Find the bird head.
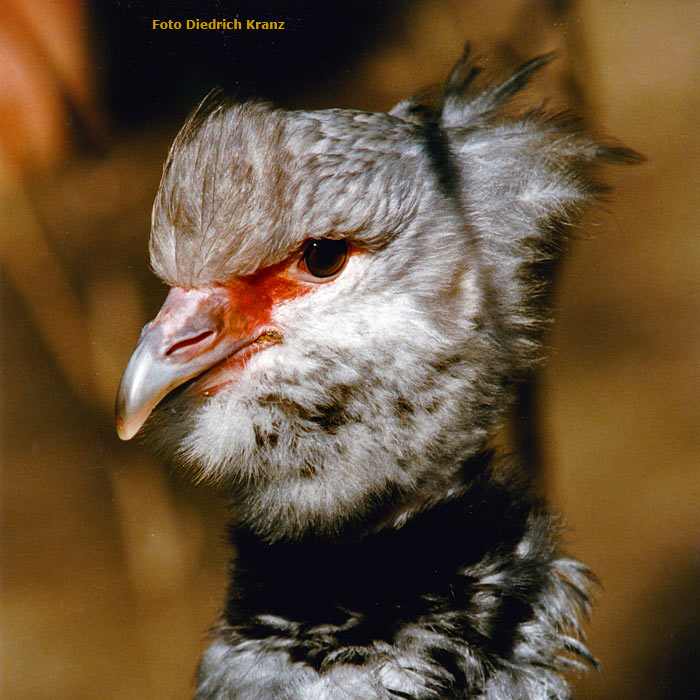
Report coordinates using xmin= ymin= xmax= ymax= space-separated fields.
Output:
xmin=116 ymin=52 xmax=635 ymax=541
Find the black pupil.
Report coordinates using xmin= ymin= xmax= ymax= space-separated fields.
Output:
xmin=304 ymin=239 xmax=348 ymax=278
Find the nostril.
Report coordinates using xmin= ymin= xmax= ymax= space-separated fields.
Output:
xmin=166 ymin=330 xmax=215 ymax=356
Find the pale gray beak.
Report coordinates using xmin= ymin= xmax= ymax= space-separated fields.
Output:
xmin=115 ymin=285 xmax=250 ymax=440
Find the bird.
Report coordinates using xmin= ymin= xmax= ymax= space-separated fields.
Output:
xmin=115 ymin=46 xmax=638 ymax=700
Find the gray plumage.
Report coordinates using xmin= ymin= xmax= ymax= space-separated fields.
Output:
xmin=117 ymin=47 xmax=637 ymax=699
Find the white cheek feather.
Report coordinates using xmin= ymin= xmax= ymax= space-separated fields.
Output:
xmin=179 ymin=391 xmax=259 ymax=482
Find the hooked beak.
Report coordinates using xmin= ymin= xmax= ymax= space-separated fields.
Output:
xmin=115 ymin=285 xmax=258 ymax=441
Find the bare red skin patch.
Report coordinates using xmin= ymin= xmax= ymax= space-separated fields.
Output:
xmin=186 ymin=244 xmax=358 ymax=396
xmin=116 ymin=247 xmax=356 ymax=439
xmin=188 ymin=258 xmax=314 ymax=395
xmin=221 ymin=257 xmax=314 ymax=332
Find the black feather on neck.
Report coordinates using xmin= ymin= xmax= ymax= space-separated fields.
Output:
xmin=195 ymin=452 xmax=595 ymax=699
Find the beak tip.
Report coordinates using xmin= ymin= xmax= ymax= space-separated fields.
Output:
xmin=114 ymin=342 xmax=159 ymax=442
xmin=115 ymin=387 xmax=147 ymax=441
xmin=116 ymin=421 xmax=135 ymax=441
xmin=115 ymin=409 xmax=138 ymax=441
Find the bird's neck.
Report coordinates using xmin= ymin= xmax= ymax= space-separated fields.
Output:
xmin=223 ymin=451 xmax=535 ymax=624
xmin=201 ymin=452 xmax=594 ymax=699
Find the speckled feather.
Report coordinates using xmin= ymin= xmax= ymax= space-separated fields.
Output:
xmin=143 ymin=47 xmax=636 ymax=699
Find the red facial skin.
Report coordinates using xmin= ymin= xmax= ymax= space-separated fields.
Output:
xmin=224 ymin=257 xmax=315 ymax=335
xmin=115 ymin=242 xmax=356 ymax=440
xmin=190 ymin=258 xmax=316 ymax=395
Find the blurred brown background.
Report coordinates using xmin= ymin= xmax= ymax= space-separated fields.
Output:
xmin=1 ymin=1 xmax=698 ymax=698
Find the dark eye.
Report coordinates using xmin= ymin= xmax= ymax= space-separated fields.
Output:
xmin=302 ymin=239 xmax=348 ymax=278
